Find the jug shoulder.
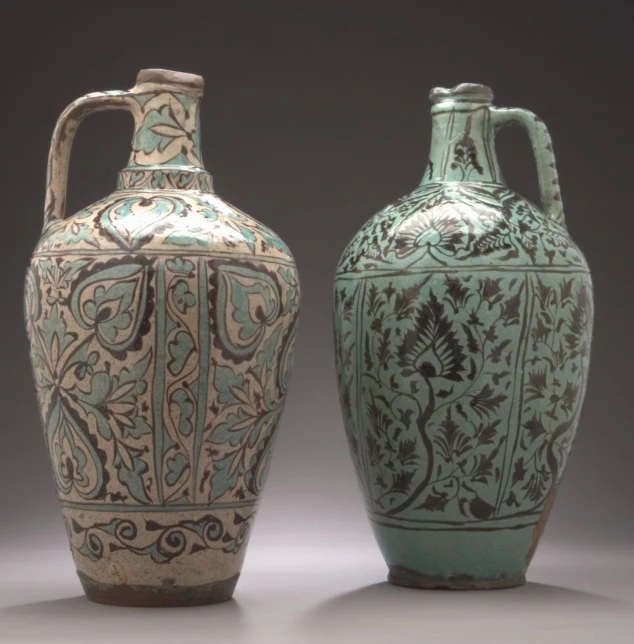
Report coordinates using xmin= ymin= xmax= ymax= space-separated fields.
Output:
xmin=336 ymin=182 xmax=588 ymax=277
xmin=33 ymin=190 xmax=295 ymax=266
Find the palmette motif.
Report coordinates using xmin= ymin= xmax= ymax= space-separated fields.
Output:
xmin=334 ymin=84 xmax=592 ymax=589
xmin=335 ymin=183 xmax=591 ymax=526
xmin=25 ymin=70 xmax=299 ymax=606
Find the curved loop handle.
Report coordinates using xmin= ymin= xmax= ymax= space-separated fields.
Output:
xmin=491 ymin=107 xmax=565 ymax=227
xmin=44 ymin=90 xmax=136 ymax=230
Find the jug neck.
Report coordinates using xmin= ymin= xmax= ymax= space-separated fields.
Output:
xmin=117 ymin=69 xmax=213 ymax=192
xmin=421 ymin=84 xmax=502 ymax=186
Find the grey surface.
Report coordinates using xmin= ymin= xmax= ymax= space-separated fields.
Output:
xmin=1 ymin=2 xmax=633 ymax=642
xmin=1 ymin=533 xmax=632 ymax=643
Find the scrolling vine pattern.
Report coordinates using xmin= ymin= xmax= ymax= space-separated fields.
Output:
xmin=64 ymin=510 xmax=253 ymax=564
xmin=37 ymin=193 xmax=292 ymax=258
xmin=337 ymin=182 xmax=586 ymax=274
xmin=26 ymin=230 xmax=298 ymax=561
xmin=334 ymin=182 xmax=592 ymax=528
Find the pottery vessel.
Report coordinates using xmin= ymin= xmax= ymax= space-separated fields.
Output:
xmin=24 ymin=69 xmax=299 ymax=606
xmin=334 ymin=83 xmax=592 ymax=589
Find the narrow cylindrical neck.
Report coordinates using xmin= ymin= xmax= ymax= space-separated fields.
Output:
xmin=127 ymin=86 xmax=204 ymax=169
xmin=421 ymin=102 xmax=502 ymax=185
xmin=118 ymin=79 xmax=212 ymax=192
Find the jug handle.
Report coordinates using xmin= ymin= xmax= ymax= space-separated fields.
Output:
xmin=43 ymin=90 xmax=136 ymax=230
xmin=491 ymin=107 xmax=565 ymax=227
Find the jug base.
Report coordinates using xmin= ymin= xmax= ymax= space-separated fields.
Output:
xmin=388 ymin=565 xmax=525 ymax=591
xmin=77 ymin=571 xmax=239 ymax=607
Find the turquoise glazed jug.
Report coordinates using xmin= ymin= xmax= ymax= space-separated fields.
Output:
xmin=24 ymin=70 xmax=299 ymax=606
xmin=333 ymin=83 xmax=592 ymax=589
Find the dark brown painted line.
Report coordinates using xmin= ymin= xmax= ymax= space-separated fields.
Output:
xmin=336 ymin=266 xmax=590 ymax=278
xmin=368 ymin=508 xmax=541 ymax=525
xmin=59 ymin=500 xmax=258 ymax=512
xmin=33 ymin=249 xmax=295 ymax=266
xmin=498 ymin=275 xmax=536 ymax=506
xmin=370 ymin=519 xmax=538 ymax=533
xmin=495 ymin=273 xmax=533 ymax=514
xmin=355 ymin=279 xmax=374 ymax=509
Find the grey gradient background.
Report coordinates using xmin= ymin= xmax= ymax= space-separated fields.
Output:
xmin=0 ymin=1 xmax=632 ymax=642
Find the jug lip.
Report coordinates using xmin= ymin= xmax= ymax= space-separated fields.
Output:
xmin=430 ymin=83 xmax=493 ymax=104
xmin=136 ymin=68 xmax=204 ymax=93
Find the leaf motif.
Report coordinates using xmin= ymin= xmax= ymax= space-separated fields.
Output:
xmin=397 ymin=439 xmax=418 ymax=465
xmin=525 ymin=369 xmax=548 ymax=402
xmin=468 ymin=494 xmax=496 ymax=520
xmin=377 ymin=328 xmax=393 ymax=365
xmin=559 ymin=279 xmax=573 ymax=303
xmin=364 ymin=335 xmax=373 ymax=372
xmin=522 ymin=413 xmax=547 ymax=442
xmin=462 ymin=322 xmax=479 ymax=354
xmin=214 ymin=365 xmax=246 ymax=405
xmin=499 ymin=284 xmax=524 ymax=326
xmin=391 ymin=470 xmax=415 ymax=494
xmin=393 ymin=283 xmax=422 ymax=319
xmin=512 ymin=457 xmax=527 ymax=486
xmin=208 ymin=452 xmax=242 ymax=501
xmin=150 ymin=124 xmax=187 ymax=139
xmin=489 ymin=339 xmax=511 ymax=364
xmin=166 ymin=453 xmax=189 ymax=486
xmin=398 ymin=291 xmax=465 ymax=382
xmin=115 ymin=449 xmax=150 ymax=503
xmin=444 ymin=276 xmax=471 ymax=311
xmin=208 ymin=409 xmax=255 ymax=447
xmin=126 ymin=417 xmax=152 ymax=439
xmin=419 ymin=491 xmax=449 ymax=511
xmin=169 ymin=389 xmax=195 ymax=436
xmin=469 ymin=384 xmax=507 ymax=417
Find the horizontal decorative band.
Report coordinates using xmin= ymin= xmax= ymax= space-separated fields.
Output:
xmin=117 ymin=168 xmax=213 ymax=192
xmin=336 ymin=265 xmax=590 ymax=278
xmin=32 ymin=248 xmax=297 ymax=266
xmin=59 ymin=500 xmax=258 ymax=513
xmin=370 ymin=517 xmax=539 ymax=533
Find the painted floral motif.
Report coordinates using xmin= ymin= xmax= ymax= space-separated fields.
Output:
xmin=117 ymin=168 xmax=213 ymax=192
xmin=130 ymin=92 xmax=202 ymax=167
xmin=26 ymin=245 xmax=299 ymax=563
xmin=334 ymin=269 xmax=592 ymax=527
xmin=36 ymin=193 xmax=292 ymax=259
xmin=337 ymin=183 xmax=586 ymax=274
xmin=65 ymin=509 xmax=253 ymax=564
xmin=31 ymin=70 xmax=300 ymax=602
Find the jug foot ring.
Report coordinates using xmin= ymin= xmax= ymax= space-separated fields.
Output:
xmin=77 ymin=571 xmax=240 ymax=607
xmin=388 ymin=565 xmax=525 ymax=591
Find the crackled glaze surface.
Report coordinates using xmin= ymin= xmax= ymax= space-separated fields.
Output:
xmin=334 ymin=84 xmax=592 ymax=589
xmin=25 ymin=69 xmax=299 ymax=605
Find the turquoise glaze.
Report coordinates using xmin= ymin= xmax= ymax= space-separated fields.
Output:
xmin=333 ymin=83 xmax=592 ymax=589
xmin=25 ymin=69 xmax=299 ymax=606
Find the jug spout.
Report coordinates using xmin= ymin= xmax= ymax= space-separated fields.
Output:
xmin=135 ymin=68 xmax=204 ymax=94
xmin=44 ymin=68 xmax=212 ymax=228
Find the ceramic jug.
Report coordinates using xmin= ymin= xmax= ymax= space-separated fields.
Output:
xmin=24 ymin=69 xmax=300 ymax=606
xmin=334 ymin=83 xmax=592 ymax=589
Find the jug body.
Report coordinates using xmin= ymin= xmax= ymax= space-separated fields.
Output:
xmin=333 ymin=84 xmax=592 ymax=589
xmin=24 ymin=70 xmax=299 ymax=606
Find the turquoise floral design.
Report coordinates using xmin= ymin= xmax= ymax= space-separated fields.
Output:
xmin=26 ymin=251 xmax=299 ymax=549
xmin=69 ymin=510 xmax=253 ymax=564
xmin=333 ymin=83 xmax=592 ymax=589
xmin=27 ymin=70 xmax=300 ymax=603
xmin=171 ymin=280 xmax=195 ymax=312
xmin=132 ymin=100 xmax=202 ymax=167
